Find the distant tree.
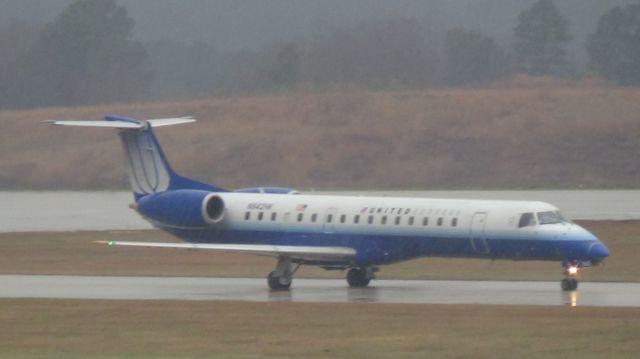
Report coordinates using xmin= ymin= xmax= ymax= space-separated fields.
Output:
xmin=303 ymin=18 xmax=438 ymax=88
xmin=586 ymin=4 xmax=640 ymax=86
xmin=30 ymin=0 xmax=151 ymax=106
xmin=268 ymin=43 xmax=301 ymax=89
xmin=513 ymin=0 xmax=571 ymax=76
xmin=0 ymin=21 xmax=40 ymax=109
xmin=444 ymin=28 xmax=509 ymax=85
xmin=145 ymin=40 xmax=220 ymax=98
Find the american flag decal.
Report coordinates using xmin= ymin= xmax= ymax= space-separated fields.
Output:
xmin=295 ymin=204 xmax=308 ymax=212
xmin=361 ymin=207 xmax=368 ymax=213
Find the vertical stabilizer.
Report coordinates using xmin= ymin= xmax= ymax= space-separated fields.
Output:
xmin=118 ymin=123 xmax=172 ymax=195
xmin=49 ymin=115 xmax=225 ymax=197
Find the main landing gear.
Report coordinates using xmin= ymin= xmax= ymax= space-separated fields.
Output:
xmin=561 ymin=262 xmax=579 ymax=291
xmin=266 ymin=258 xmax=378 ymax=290
xmin=346 ymin=267 xmax=377 ymax=288
xmin=267 ymin=257 xmax=300 ymax=290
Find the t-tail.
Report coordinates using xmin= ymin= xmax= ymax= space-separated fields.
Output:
xmin=50 ymin=115 xmax=226 ymax=199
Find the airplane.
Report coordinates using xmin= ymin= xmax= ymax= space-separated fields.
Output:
xmin=49 ymin=115 xmax=610 ymax=291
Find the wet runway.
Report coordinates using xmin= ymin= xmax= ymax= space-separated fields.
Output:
xmin=2 ymin=275 xmax=638 ymax=307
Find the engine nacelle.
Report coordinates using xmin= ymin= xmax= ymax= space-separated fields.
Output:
xmin=136 ymin=190 xmax=226 ymax=228
xmin=202 ymin=193 xmax=225 ymax=224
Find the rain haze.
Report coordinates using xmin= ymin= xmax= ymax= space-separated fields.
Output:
xmin=0 ymin=0 xmax=637 ymax=104
xmin=2 ymin=2 xmax=640 ymax=358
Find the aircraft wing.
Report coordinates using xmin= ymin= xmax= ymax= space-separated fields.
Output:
xmin=96 ymin=241 xmax=356 ymax=261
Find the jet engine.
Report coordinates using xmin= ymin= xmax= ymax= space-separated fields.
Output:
xmin=202 ymin=193 xmax=226 ymax=224
xmin=136 ymin=190 xmax=226 ymax=228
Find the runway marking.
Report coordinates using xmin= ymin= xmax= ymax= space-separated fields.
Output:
xmin=1 ymin=275 xmax=638 ymax=307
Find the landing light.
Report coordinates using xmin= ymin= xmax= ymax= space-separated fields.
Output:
xmin=568 ymin=266 xmax=578 ymax=275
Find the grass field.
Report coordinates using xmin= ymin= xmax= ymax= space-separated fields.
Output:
xmin=0 ymin=299 xmax=638 ymax=358
xmin=3 ymin=81 xmax=640 ymax=190
xmin=0 ymin=220 xmax=637 ymax=282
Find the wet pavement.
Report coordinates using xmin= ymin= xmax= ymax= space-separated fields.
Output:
xmin=1 ymin=275 xmax=638 ymax=307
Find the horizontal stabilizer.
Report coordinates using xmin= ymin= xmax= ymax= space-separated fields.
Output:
xmin=96 ymin=240 xmax=357 ymax=261
xmin=47 ymin=116 xmax=195 ymax=129
xmin=147 ymin=117 xmax=196 ymax=127
xmin=46 ymin=120 xmax=143 ymax=129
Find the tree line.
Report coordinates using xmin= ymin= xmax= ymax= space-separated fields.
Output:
xmin=1 ymin=0 xmax=639 ymax=110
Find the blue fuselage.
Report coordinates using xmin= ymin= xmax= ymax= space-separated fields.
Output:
xmin=162 ymin=224 xmax=607 ymax=267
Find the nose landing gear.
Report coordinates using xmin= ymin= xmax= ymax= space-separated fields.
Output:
xmin=561 ymin=262 xmax=579 ymax=291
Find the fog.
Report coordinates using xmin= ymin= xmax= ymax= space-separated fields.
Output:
xmin=0 ymin=0 xmax=637 ymax=108
xmin=3 ymin=1 xmax=632 ymax=51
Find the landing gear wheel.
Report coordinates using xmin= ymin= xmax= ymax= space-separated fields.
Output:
xmin=347 ymin=268 xmax=370 ymax=288
xmin=268 ymin=271 xmax=291 ymax=290
xmin=561 ymin=278 xmax=578 ymax=291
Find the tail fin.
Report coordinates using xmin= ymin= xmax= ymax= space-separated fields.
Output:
xmin=50 ymin=115 xmax=225 ymax=197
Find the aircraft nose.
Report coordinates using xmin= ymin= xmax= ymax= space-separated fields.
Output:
xmin=588 ymin=241 xmax=609 ymax=260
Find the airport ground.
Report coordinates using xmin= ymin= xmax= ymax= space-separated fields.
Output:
xmin=0 ymin=220 xmax=639 ymax=358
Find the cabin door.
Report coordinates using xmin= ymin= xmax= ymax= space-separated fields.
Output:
xmin=323 ymin=208 xmax=338 ymax=233
xmin=470 ymin=212 xmax=490 ymax=254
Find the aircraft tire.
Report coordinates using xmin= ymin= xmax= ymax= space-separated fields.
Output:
xmin=268 ymin=271 xmax=291 ymax=290
xmin=347 ymin=268 xmax=370 ymax=288
xmin=561 ymin=278 xmax=578 ymax=291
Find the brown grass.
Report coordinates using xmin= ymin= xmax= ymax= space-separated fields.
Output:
xmin=0 ymin=221 xmax=636 ymax=282
xmin=0 ymin=299 xmax=638 ymax=358
xmin=2 ymin=83 xmax=640 ymax=190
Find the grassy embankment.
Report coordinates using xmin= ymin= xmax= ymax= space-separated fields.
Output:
xmin=2 ymin=80 xmax=640 ymax=190
xmin=0 ymin=299 xmax=638 ymax=358
xmin=0 ymin=220 xmax=637 ymax=282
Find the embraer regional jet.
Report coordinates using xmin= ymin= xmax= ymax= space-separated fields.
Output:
xmin=50 ymin=115 xmax=609 ymax=291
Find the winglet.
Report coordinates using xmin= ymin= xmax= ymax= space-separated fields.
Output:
xmin=94 ymin=240 xmax=116 ymax=246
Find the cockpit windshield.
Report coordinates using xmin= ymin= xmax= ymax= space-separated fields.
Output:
xmin=518 ymin=213 xmax=536 ymax=228
xmin=537 ymin=211 xmax=567 ymax=225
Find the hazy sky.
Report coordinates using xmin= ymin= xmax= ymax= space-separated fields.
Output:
xmin=0 ymin=0 xmax=636 ymax=69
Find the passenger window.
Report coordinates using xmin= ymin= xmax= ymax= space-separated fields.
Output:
xmin=245 ymin=212 xmax=251 ymax=220
xmin=311 ymin=213 xmax=317 ymax=222
xmin=368 ymin=215 xmax=374 ymax=224
xmin=354 ymin=215 xmax=360 ymax=224
xmin=408 ymin=217 xmax=414 ymax=225
xmin=326 ymin=214 xmax=333 ymax=223
xmin=518 ymin=213 xmax=535 ymax=228
xmin=258 ymin=212 xmax=264 ymax=221
xmin=437 ymin=218 xmax=443 ymax=226
xmin=422 ymin=217 xmax=429 ymax=226
xmin=340 ymin=214 xmax=346 ymax=224
xmin=297 ymin=213 xmax=303 ymax=222
xmin=271 ymin=212 xmax=277 ymax=221
xmin=395 ymin=216 xmax=401 ymax=225
xmin=451 ymin=218 xmax=458 ymax=227
xmin=381 ymin=216 xmax=387 ymax=225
